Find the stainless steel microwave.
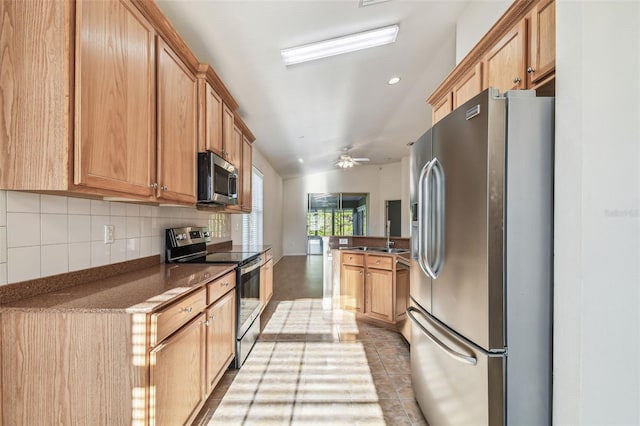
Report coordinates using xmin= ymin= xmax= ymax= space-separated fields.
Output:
xmin=197 ymin=151 xmax=238 ymax=205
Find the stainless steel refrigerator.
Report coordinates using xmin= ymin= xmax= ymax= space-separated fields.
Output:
xmin=408 ymin=88 xmax=554 ymax=425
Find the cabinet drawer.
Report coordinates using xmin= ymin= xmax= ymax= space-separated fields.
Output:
xmin=263 ymin=249 xmax=273 ymax=263
xmin=366 ymin=255 xmax=393 ymax=270
xmin=152 ymin=288 xmax=206 ymax=346
xmin=342 ymin=252 xmax=364 ymax=266
xmin=207 ymin=271 xmax=236 ymax=305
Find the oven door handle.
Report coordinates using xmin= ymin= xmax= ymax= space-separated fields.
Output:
xmin=240 ymin=257 xmax=263 ymax=274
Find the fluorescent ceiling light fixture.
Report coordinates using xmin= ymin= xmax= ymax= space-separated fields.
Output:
xmin=281 ymin=24 xmax=399 ymax=66
xmin=298 ymin=158 xmax=304 ymax=163
xmin=388 ymin=76 xmax=401 ymax=85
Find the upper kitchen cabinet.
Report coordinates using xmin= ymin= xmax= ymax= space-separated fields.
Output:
xmin=75 ymin=0 xmax=156 ymax=197
xmin=528 ymin=0 xmax=556 ymax=87
xmin=156 ymin=38 xmax=198 ymax=204
xmin=197 ymin=64 xmax=240 ymax=159
xmin=241 ymin=135 xmax=253 ymax=212
xmin=427 ymin=0 xmax=555 ymax=121
xmin=482 ymin=19 xmax=527 ymax=93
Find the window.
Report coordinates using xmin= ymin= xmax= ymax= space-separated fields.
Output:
xmin=242 ymin=167 xmax=263 ymax=247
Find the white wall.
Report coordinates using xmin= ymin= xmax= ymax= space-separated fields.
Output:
xmin=0 ymin=191 xmax=231 ymax=286
xmin=282 ymin=161 xmax=409 ymax=255
xmin=554 ymin=1 xmax=640 ymax=423
xmin=231 ymin=147 xmax=284 ymax=263
xmin=455 ymin=0 xmax=511 ymax=64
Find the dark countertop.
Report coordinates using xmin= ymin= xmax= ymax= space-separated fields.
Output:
xmin=0 ymin=263 xmax=236 ymax=314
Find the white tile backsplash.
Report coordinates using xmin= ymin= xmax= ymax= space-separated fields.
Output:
xmin=8 ymin=246 xmax=41 ymax=282
xmin=90 ymin=200 xmax=110 ymax=215
xmin=0 ymin=191 xmax=7 ymax=226
xmin=0 ymin=192 xmax=231 ymax=285
xmin=110 ymin=202 xmax=127 ymax=217
xmin=0 ymin=263 xmax=6 ymax=285
xmin=68 ymin=197 xmax=91 ymax=215
xmin=69 ymin=215 xmax=91 ymax=243
xmin=69 ymin=242 xmax=91 ymax=272
xmin=7 ymin=213 xmax=41 ymax=247
xmin=0 ymin=227 xmax=6 ymax=263
xmin=91 ymin=216 xmax=110 ymax=241
xmin=41 ymin=195 xmax=68 ymax=214
xmin=91 ymin=241 xmax=110 ymax=267
xmin=41 ymin=244 xmax=69 ymax=276
xmin=6 ymin=191 xmax=40 ymax=213
xmin=41 ymin=214 xmax=68 ymax=245
xmin=110 ymin=239 xmax=126 ymax=263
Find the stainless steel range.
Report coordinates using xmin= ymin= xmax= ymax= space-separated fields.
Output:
xmin=165 ymin=227 xmax=262 ymax=368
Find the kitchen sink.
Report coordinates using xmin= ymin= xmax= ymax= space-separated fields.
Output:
xmin=344 ymin=246 xmax=409 ymax=254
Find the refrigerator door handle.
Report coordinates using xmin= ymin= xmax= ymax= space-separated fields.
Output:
xmin=431 ymin=158 xmax=445 ymax=276
xmin=418 ymin=160 xmax=437 ymax=278
xmin=407 ymin=306 xmax=477 ymax=366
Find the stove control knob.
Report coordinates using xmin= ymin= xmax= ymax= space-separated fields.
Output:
xmin=176 ymin=233 xmax=185 ymax=241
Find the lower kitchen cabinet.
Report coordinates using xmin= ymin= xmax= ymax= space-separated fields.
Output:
xmin=260 ymin=250 xmax=274 ymax=312
xmin=0 ymin=268 xmax=237 ymax=425
xmin=205 ymin=290 xmax=236 ymax=394
xmin=151 ymin=313 xmax=206 ymax=425
xmin=340 ymin=251 xmax=409 ymax=324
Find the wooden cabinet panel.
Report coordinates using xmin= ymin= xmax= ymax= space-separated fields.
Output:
xmin=366 ymin=268 xmax=394 ymax=322
xmin=151 ymin=288 xmax=206 ymax=346
xmin=483 ymin=19 xmax=527 ymax=93
xmin=241 ymin=136 xmax=253 ymax=212
xmin=207 ymin=271 xmax=236 ymax=305
xmin=150 ymin=314 xmax=205 ymax=426
xmin=156 ymin=38 xmax=197 ymax=204
xmin=529 ymin=0 xmax=555 ymax=86
xmin=342 ymin=252 xmax=364 ymax=267
xmin=229 ymin=124 xmax=242 ymax=170
xmin=222 ymin=103 xmax=235 ymax=163
xmin=199 ymin=80 xmax=224 ymax=155
xmin=341 ymin=264 xmax=364 ymax=313
xmin=366 ymin=255 xmax=393 ymax=271
xmin=0 ymin=0 xmax=71 ymax=190
xmin=432 ymin=92 xmax=452 ymax=125
xmin=395 ymin=267 xmax=409 ymax=322
xmin=205 ymin=290 xmax=235 ymax=394
xmin=260 ymin=258 xmax=274 ymax=310
xmin=75 ymin=0 xmax=156 ymax=197
xmin=453 ymin=63 xmax=483 ymax=109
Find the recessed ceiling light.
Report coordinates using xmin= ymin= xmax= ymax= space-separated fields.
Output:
xmin=298 ymin=158 xmax=304 ymax=163
xmin=281 ymin=24 xmax=399 ymax=66
xmin=388 ymin=76 xmax=401 ymax=85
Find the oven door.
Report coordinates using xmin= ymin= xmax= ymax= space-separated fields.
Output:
xmin=237 ymin=256 xmax=262 ymax=338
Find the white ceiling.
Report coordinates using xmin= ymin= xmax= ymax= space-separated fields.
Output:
xmin=156 ymin=0 xmax=470 ymax=179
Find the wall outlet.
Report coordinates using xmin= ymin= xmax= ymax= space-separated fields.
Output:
xmin=104 ymin=225 xmax=114 ymax=244
xmin=339 ymin=238 xmax=348 ymax=245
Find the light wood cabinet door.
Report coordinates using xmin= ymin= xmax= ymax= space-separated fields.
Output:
xmin=74 ymin=0 xmax=156 ymax=197
xmin=241 ymin=136 xmax=253 ymax=212
xmin=395 ymin=267 xmax=409 ymax=322
xmin=483 ymin=19 xmax=527 ymax=93
xmin=365 ymin=268 xmax=394 ymax=322
xmin=200 ymin=80 xmax=224 ymax=155
xmin=432 ymin=92 xmax=453 ymax=124
xmin=205 ymin=290 xmax=235 ymax=394
xmin=156 ymin=38 xmax=197 ymax=204
xmin=222 ymin=103 xmax=235 ymax=162
xmin=260 ymin=258 xmax=274 ymax=309
xmin=453 ymin=63 xmax=483 ymax=109
xmin=229 ymin=125 xmax=242 ymax=170
xmin=341 ymin=264 xmax=364 ymax=313
xmin=528 ymin=0 xmax=555 ymax=86
xmin=150 ymin=314 xmax=205 ymax=426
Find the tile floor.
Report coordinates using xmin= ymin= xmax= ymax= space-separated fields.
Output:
xmin=193 ymin=256 xmax=427 ymax=425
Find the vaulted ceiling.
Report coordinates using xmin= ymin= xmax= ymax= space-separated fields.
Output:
xmin=157 ymin=0 xmax=470 ymax=178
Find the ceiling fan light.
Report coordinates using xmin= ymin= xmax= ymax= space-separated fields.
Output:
xmin=281 ymin=24 xmax=399 ymax=66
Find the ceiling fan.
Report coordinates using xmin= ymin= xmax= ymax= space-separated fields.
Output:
xmin=335 ymin=149 xmax=370 ymax=169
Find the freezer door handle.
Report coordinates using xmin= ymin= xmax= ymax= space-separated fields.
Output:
xmin=407 ymin=306 xmax=477 ymax=366
xmin=431 ymin=158 xmax=446 ymax=276
xmin=418 ymin=160 xmax=437 ymax=278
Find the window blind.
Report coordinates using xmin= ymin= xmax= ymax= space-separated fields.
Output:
xmin=242 ymin=167 xmax=263 ymax=247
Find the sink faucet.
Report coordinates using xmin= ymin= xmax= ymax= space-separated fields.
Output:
xmin=386 ymin=220 xmax=395 ymax=249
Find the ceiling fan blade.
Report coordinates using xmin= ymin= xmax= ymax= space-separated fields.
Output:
xmin=352 ymin=157 xmax=369 ymax=162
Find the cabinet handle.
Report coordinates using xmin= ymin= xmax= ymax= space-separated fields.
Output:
xmin=376 ymin=260 xmax=380 ymax=265
xmin=204 ymin=272 xmax=211 ymax=279
xmin=513 ymin=77 xmax=521 ymax=84
xmin=180 ymin=306 xmax=193 ymax=313
xmin=359 ymin=271 xmax=363 ymax=275
xmin=204 ymin=320 xmax=210 ymax=326
xmin=367 ymin=272 xmax=371 ymax=277
xmin=150 ymin=182 xmax=158 ymax=189
xmin=209 ymin=314 xmax=215 ymax=321
xmin=527 ymin=67 xmax=535 ymax=74
xmin=220 ymin=281 xmax=229 ymax=287
xmin=161 ymin=185 xmax=168 ymax=191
